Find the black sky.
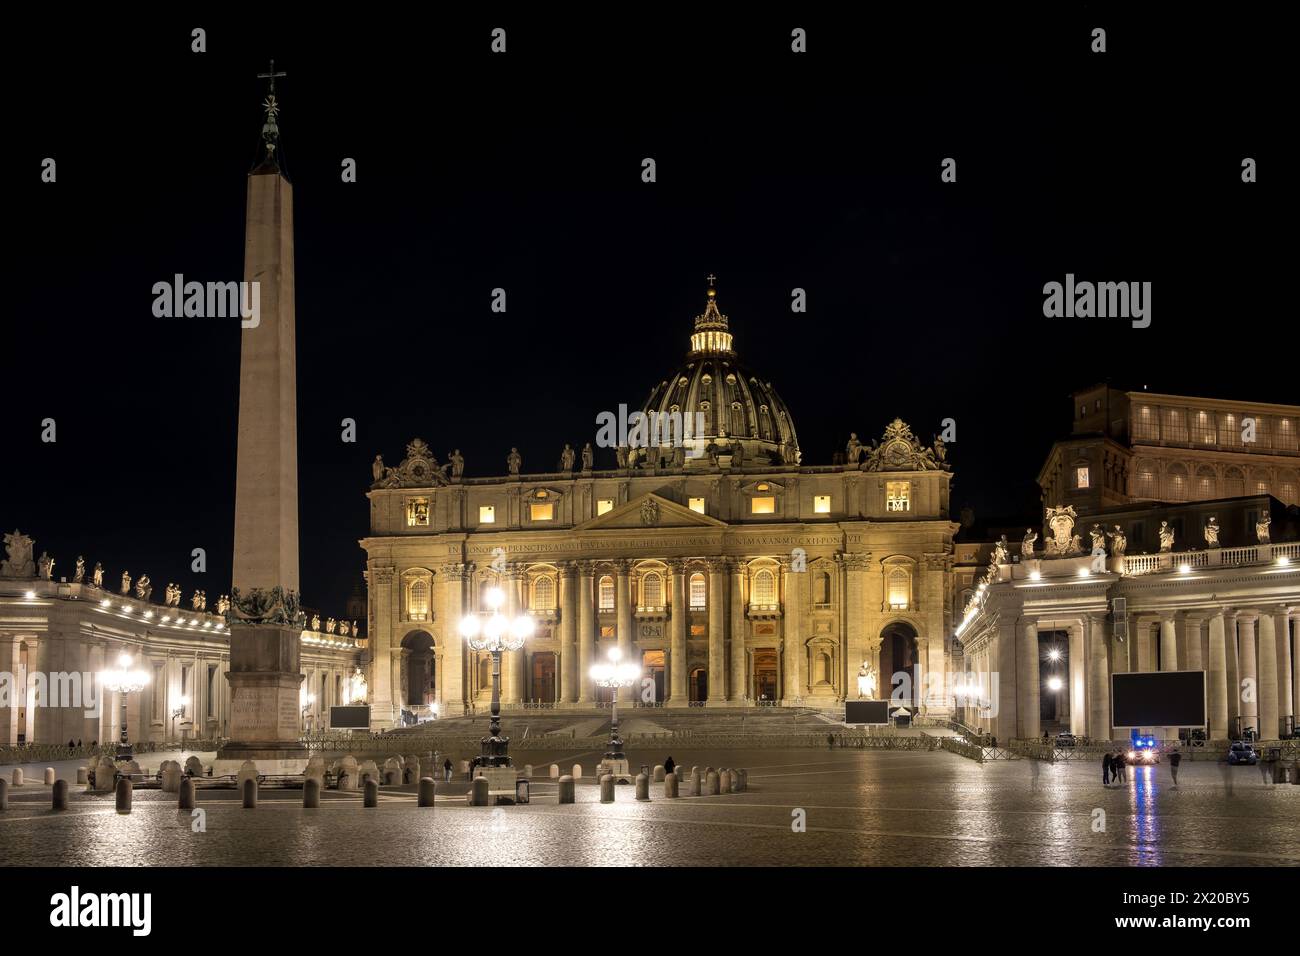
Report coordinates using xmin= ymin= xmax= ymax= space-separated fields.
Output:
xmin=3 ymin=8 xmax=1287 ymax=619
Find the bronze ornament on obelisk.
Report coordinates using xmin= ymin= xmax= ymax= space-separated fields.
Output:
xmin=215 ymin=62 xmax=308 ymax=774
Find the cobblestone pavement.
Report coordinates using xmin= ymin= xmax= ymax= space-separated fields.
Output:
xmin=1 ymin=748 xmax=1296 ymax=866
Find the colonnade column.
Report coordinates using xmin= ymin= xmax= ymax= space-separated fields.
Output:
xmin=615 ymin=561 xmax=633 ymax=704
xmin=1224 ymin=613 xmax=1240 ymax=734
xmin=669 ymin=561 xmax=687 ymax=706
xmin=707 ymin=559 xmax=727 ymax=704
xmin=1182 ymin=615 xmax=1204 ymax=671
xmin=1257 ymin=610 xmax=1278 ymax=740
xmin=781 ymin=559 xmax=803 ymax=704
xmin=1270 ymin=606 xmax=1293 ymax=734
xmin=558 ymin=563 xmax=578 ymax=704
xmin=1237 ymin=612 xmax=1259 ymax=737
xmin=1207 ymin=611 xmax=1229 ymax=740
xmin=1067 ymin=621 xmax=1087 ymax=736
xmin=439 ymin=564 xmax=466 ymax=717
xmin=729 ymin=560 xmax=746 ymax=702
xmin=1086 ymin=613 xmax=1111 ymax=742
xmin=1159 ymin=613 xmax=1178 ymax=738
xmin=577 ymin=563 xmax=595 ymax=705
xmin=995 ymin=621 xmax=1018 ymax=743
xmin=1017 ymin=619 xmax=1040 ymax=740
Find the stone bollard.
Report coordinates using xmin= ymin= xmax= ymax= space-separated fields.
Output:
xmin=44 ymin=767 xmax=56 ymax=785
xmin=76 ymin=767 xmax=88 ymax=785
xmin=664 ymin=772 xmax=678 ymax=798
xmin=470 ymin=776 xmax=489 ymax=807
xmin=236 ymin=760 xmax=259 ymax=795
xmin=572 ymin=763 xmax=583 ymax=780
xmin=635 ymin=773 xmax=650 ymax=801
xmin=0 ymin=778 xmax=8 ymax=811
xmin=12 ymin=768 xmax=23 ymax=786
xmin=52 ymin=779 xmax=69 ymax=811
xmin=418 ymin=777 xmax=436 ymax=807
xmin=94 ymin=757 xmax=117 ymax=792
xmin=178 ymin=778 xmax=196 ymax=810
xmin=653 ymin=765 xmax=665 ymax=783
xmin=705 ymin=770 xmax=720 ymax=795
xmin=738 ymin=769 xmax=748 ymax=792
xmin=600 ymin=774 xmax=615 ymax=803
xmin=690 ymin=767 xmax=702 ymax=796
xmin=161 ymin=766 xmax=182 ymax=793
xmin=558 ymin=774 xmax=576 ymax=804
xmin=720 ymin=769 xmax=732 ymax=793
xmin=524 ymin=764 xmax=533 ymax=777
xmin=184 ymin=755 xmax=204 ymax=777
xmin=242 ymin=777 xmax=258 ymax=809
xmin=304 ymin=778 xmax=321 ymax=808
xmin=115 ymin=777 xmax=132 ymax=814
xmin=364 ymin=779 xmax=379 ymax=808
xmin=549 ymin=764 xmax=560 ymax=779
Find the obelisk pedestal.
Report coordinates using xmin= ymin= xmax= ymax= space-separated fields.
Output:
xmin=215 ymin=624 xmax=307 ymax=775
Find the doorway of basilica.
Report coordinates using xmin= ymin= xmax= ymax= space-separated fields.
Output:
xmin=753 ymin=648 xmax=779 ymax=702
xmin=878 ymin=621 xmax=921 ymax=710
xmin=400 ymin=631 xmax=435 ymax=708
xmin=531 ymin=652 xmax=557 ymax=704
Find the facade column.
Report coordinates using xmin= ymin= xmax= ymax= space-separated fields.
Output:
xmin=1237 ymin=612 xmax=1259 ymax=737
xmin=369 ymin=566 xmax=396 ymax=728
xmin=615 ymin=561 xmax=633 ymax=704
xmin=440 ymin=564 xmax=466 ymax=716
xmin=1207 ymin=610 xmax=1229 ymax=739
xmin=1135 ymin=619 xmax=1156 ymax=672
xmin=994 ymin=620 xmax=1018 ymax=743
xmin=559 ymin=563 xmax=578 ymax=704
xmin=502 ymin=567 xmax=521 ymax=705
xmin=1086 ymin=613 xmax=1111 ymax=742
xmin=729 ymin=560 xmax=746 ymax=702
xmin=1271 ymin=607 xmax=1293 ymax=733
xmin=1067 ymin=620 xmax=1087 ymax=736
xmin=1182 ymin=615 xmax=1204 ymax=671
xmin=1017 ymin=619 xmax=1040 ymax=740
xmin=1224 ymin=612 xmax=1240 ymax=732
xmin=781 ymin=560 xmax=803 ymax=704
xmin=1288 ymin=612 xmax=1299 ymax=728
xmin=669 ymin=561 xmax=687 ymax=706
xmin=577 ymin=563 xmax=595 ymax=704
xmin=1159 ymin=614 xmax=1179 ymax=738
xmin=707 ymin=559 xmax=727 ymax=704
xmin=511 ymin=569 xmax=527 ymax=702
xmin=1257 ymin=610 xmax=1279 ymax=740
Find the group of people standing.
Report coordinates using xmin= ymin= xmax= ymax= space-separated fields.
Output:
xmin=1101 ymin=750 xmax=1129 ymax=786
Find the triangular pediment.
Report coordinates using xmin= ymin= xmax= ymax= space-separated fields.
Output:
xmin=573 ymin=493 xmax=727 ymax=532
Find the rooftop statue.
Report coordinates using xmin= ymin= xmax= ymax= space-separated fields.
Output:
xmin=1204 ymin=516 xmax=1221 ymax=548
xmin=1106 ymin=525 xmax=1127 ymax=557
xmin=38 ymin=552 xmax=54 ymax=580
xmin=1 ymin=529 xmax=36 ymax=578
xmin=507 ymin=447 xmax=522 ymax=476
xmin=1021 ymin=529 xmax=1037 ymax=557
xmin=74 ymin=556 xmax=85 ymax=584
xmin=1158 ymin=521 xmax=1175 ymax=553
xmin=91 ymin=562 xmax=104 ymax=588
xmin=1256 ymin=513 xmax=1271 ymax=544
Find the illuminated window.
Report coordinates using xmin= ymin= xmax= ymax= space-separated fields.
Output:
xmin=1277 ymin=470 xmax=1298 ymax=505
xmin=529 ymin=502 xmax=554 ymax=522
xmin=814 ymin=494 xmax=831 ymax=513
xmin=1133 ymin=405 xmax=1160 ymax=442
xmin=689 ymin=572 xmax=706 ymax=608
xmin=886 ymin=481 xmax=910 ymax=512
xmin=887 ymin=568 xmax=910 ymax=610
xmin=752 ymin=568 xmax=776 ymax=605
xmin=1075 ymin=467 xmax=1090 ymax=489
xmin=1218 ymin=412 xmax=1240 ymax=447
xmin=598 ymin=575 xmax=615 ymax=610
xmin=689 ymin=497 xmax=706 ymax=514
xmin=406 ymin=498 xmax=430 ymax=527
xmin=597 ymin=498 xmax=614 ymax=516
xmin=814 ymin=571 xmax=831 ymax=605
xmin=479 ymin=505 xmax=496 ymax=524
xmin=641 ymin=571 xmax=663 ymax=607
xmin=1134 ymin=463 xmax=1156 ymax=498
xmin=1276 ymin=418 xmax=1298 ymax=452
xmin=1162 ymin=407 xmax=1188 ymax=443
xmin=1164 ymin=464 xmax=1188 ymax=501
xmin=407 ymin=578 xmax=429 ymax=621
xmin=690 ymin=624 xmax=706 ymax=637
xmin=531 ymin=576 xmax=555 ymax=610
xmin=1223 ymin=467 xmax=1245 ymax=498
xmin=751 ymin=496 xmax=776 ymax=514
xmin=1190 ymin=410 xmax=1216 ymax=445
xmin=1194 ymin=466 xmax=1216 ymax=499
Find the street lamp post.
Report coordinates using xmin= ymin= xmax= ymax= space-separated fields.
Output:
xmin=459 ymin=586 xmax=533 ymax=770
xmin=98 ymin=651 xmax=150 ymax=762
xmin=170 ymin=695 xmax=190 ymax=747
xmin=590 ymin=646 xmax=641 ymax=769
xmin=302 ymin=692 xmax=316 ymax=735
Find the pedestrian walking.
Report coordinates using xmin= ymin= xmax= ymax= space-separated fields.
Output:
xmin=1102 ymin=751 xmax=1112 ymax=786
xmin=1168 ymin=748 xmax=1181 ymax=788
xmin=828 ymin=732 xmax=836 ymax=749
xmin=664 ymin=755 xmax=676 ymax=776
xmin=443 ymin=757 xmax=453 ymax=783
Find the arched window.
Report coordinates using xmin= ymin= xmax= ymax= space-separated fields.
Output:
xmin=598 ymin=575 xmax=615 ymax=611
xmin=641 ymin=571 xmax=664 ymax=608
xmin=1277 ymin=470 xmax=1298 ymax=505
xmin=814 ymin=571 xmax=831 ymax=605
xmin=752 ymin=568 xmax=776 ymax=605
xmin=1195 ymin=466 xmax=1216 ymax=500
xmin=1250 ymin=468 xmax=1270 ymax=497
xmin=1223 ymin=467 xmax=1245 ymax=498
xmin=1164 ymin=463 xmax=1188 ymax=501
xmin=887 ymin=568 xmax=910 ymax=610
xmin=1133 ymin=462 xmax=1156 ymax=498
xmin=531 ymin=576 xmax=555 ymax=610
xmin=408 ymin=574 xmax=428 ymax=621
xmin=689 ymin=572 xmax=706 ymax=608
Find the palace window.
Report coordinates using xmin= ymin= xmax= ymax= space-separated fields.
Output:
xmin=1190 ymin=409 xmax=1216 ymax=445
xmin=886 ymin=481 xmax=910 ymax=512
xmin=814 ymin=494 xmax=831 ymax=513
xmin=1195 ymin=466 xmax=1216 ymax=499
xmin=1133 ymin=405 xmax=1160 ymax=442
xmin=598 ymin=575 xmax=615 ymax=610
xmin=1217 ymin=412 xmax=1241 ymax=447
xmin=887 ymin=568 xmax=910 ymax=610
xmin=1162 ymin=407 xmax=1188 ymax=444
xmin=1250 ymin=469 xmax=1270 ymax=496
xmin=1133 ymin=463 xmax=1156 ymax=498
xmin=752 ymin=568 xmax=776 ymax=605
xmin=689 ymin=497 xmax=706 ymax=514
xmin=1276 ymin=418 xmax=1298 ymax=452
xmin=641 ymin=571 xmax=664 ymax=608
xmin=751 ymin=496 xmax=776 ymax=514
xmin=407 ymin=578 xmax=430 ymax=621
xmin=479 ymin=505 xmax=496 ymax=524
xmin=1164 ymin=464 xmax=1188 ymax=501
xmin=689 ymin=572 xmax=706 ymax=608
xmin=531 ymin=576 xmax=556 ymax=610
xmin=529 ymin=502 xmax=554 ymax=522
xmin=814 ymin=571 xmax=831 ymax=605
xmin=1075 ymin=467 xmax=1090 ymax=489
xmin=597 ymin=498 xmax=615 ymax=516
xmin=1223 ymin=467 xmax=1245 ymax=498
xmin=406 ymin=497 xmax=430 ymax=527
xmin=1277 ymin=470 xmax=1298 ymax=505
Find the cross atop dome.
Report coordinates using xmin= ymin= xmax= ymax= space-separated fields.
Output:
xmin=692 ymin=273 xmax=731 ymax=350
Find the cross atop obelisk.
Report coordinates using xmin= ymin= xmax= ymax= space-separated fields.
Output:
xmin=255 ymin=60 xmax=287 ymax=166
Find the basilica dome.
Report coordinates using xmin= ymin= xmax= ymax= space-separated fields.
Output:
xmin=641 ymin=282 xmax=801 ymax=466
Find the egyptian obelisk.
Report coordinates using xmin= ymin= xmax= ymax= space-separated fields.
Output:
xmin=216 ymin=62 xmax=307 ymax=774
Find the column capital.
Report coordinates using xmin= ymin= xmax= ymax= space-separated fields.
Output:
xmin=557 ymin=561 xmax=579 ymax=579
xmin=704 ymin=557 xmax=729 ymax=574
xmin=574 ymin=559 xmax=596 ymax=577
xmin=438 ymin=563 xmax=470 ymax=582
xmin=839 ymin=552 xmax=872 ymax=571
xmin=665 ymin=558 xmax=689 ymax=575
xmin=1233 ymin=609 xmax=1261 ymax=625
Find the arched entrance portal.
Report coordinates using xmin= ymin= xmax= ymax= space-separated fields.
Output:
xmin=878 ymin=621 xmax=920 ymax=710
xmin=400 ymin=631 xmax=435 ymax=709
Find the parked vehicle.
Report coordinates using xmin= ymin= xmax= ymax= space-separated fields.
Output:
xmin=1054 ymin=732 xmax=1077 ymax=747
xmin=1227 ymin=741 xmax=1258 ymax=765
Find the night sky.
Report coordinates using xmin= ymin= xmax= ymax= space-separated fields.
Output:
xmin=4 ymin=9 xmax=1285 ymax=620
